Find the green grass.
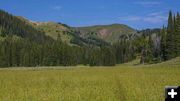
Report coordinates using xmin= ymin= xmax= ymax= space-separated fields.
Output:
xmin=36 ymin=22 xmax=72 ymax=43
xmin=0 ymin=61 xmax=180 ymax=101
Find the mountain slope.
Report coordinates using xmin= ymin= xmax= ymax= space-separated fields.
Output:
xmin=16 ymin=16 xmax=74 ymax=43
xmin=15 ymin=16 xmax=109 ymax=46
xmin=0 ymin=10 xmax=53 ymax=43
xmin=16 ymin=13 xmax=137 ymax=44
xmin=76 ymin=24 xmax=137 ymax=42
xmin=34 ymin=22 xmax=72 ymax=43
xmin=0 ymin=9 xmax=137 ymax=45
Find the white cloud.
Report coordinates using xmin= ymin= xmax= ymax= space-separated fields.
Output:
xmin=144 ymin=15 xmax=167 ymax=23
xmin=147 ymin=11 xmax=167 ymax=16
xmin=118 ymin=12 xmax=167 ymax=24
xmin=133 ymin=1 xmax=161 ymax=7
xmin=52 ymin=6 xmax=62 ymax=11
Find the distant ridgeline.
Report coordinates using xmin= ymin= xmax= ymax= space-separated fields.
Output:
xmin=0 ymin=9 xmax=180 ymax=67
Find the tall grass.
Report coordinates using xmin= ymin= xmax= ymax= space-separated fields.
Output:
xmin=0 ymin=65 xmax=180 ymax=101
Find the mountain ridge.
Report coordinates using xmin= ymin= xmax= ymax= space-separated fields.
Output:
xmin=15 ymin=14 xmax=137 ymax=43
xmin=75 ymin=23 xmax=137 ymax=42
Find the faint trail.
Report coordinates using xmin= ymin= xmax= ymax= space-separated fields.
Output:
xmin=114 ymin=75 xmax=127 ymax=101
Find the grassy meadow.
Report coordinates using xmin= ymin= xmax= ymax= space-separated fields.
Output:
xmin=0 ymin=59 xmax=180 ymax=101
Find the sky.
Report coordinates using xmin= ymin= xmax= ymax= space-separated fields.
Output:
xmin=0 ymin=0 xmax=179 ymax=29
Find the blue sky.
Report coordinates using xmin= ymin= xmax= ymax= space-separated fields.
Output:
xmin=0 ymin=0 xmax=179 ymax=29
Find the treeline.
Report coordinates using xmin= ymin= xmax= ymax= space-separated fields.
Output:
xmin=0 ymin=9 xmax=117 ymax=67
xmin=68 ymin=31 xmax=109 ymax=46
xmin=140 ymin=11 xmax=180 ymax=63
xmin=161 ymin=11 xmax=180 ymax=60
xmin=0 ymin=35 xmax=117 ymax=67
xmin=113 ymin=35 xmax=136 ymax=64
xmin=0 ymin=10 xmax=53 ymax=43
xmin=112 ymin=11 xmax=180 ymax=64
xmin=0 ymin=9 xmax=180 ymax=67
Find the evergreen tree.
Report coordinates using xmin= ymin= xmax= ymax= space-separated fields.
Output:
xmin=101 ymin=46 xmax=116 ymax=66
xmin=175 ymin=12 xmax=180 ymax=55
xmin=144 ymin=36 xmax=153 ymax=63
xmin=166 ymin=11 xmax=176 ymax=59
xmin=160 ymin=26 xmax=167 ymax=61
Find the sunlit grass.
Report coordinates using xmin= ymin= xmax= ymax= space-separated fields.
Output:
xmin=0 ymin=63 xmax=180 ymax=101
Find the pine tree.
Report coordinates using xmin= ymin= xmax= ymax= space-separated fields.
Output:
xmin=0 ymin=40 xmax=7 ymax=67
xmin=101 ymin=46 xmax=116 ymax=66
xmin=166 ymin=11 xmax=175 ymax=59
xmin=160 ymin=26 xmax=167 ymax=61
xmin=146 ymin=35 xmax=154 ymax=63
xmin=175 ymin=12 xmax=180 ymax=55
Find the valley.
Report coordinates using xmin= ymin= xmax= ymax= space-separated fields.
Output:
xmin=0 ymin=57 xmax=180 ymax=101
xmin=0 ymin=2 xmax=180 ymax=100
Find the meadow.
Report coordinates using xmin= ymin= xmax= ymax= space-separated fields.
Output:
xmin=0 ymin=59 xmax=180 ymax=101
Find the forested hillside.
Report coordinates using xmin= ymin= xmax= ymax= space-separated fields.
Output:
xmin=0 ymin=9 xmax=180 ymax=67
xmin=0 ymin=10 xmax=114 ymax=67
xmin=0 ymin=10 xmax=53 ymax=43
xmin=16 ymin=17 xmax=110 ymax=46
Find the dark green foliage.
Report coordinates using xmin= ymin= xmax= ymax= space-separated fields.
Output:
xmin=101 ymin=46 xmax=116 ymax=66
xmin=113 ymin=36 xmax=136 ymax=64
xmin=165 ymin=11 xmax=180 ymax=60
xmin=145 ymin=36 xmax=154 ymax=63
xmin=138 ymin=11 xmax=180 ymax=64
xmin=160 ymin=26 xmax=167 ymax=61
xmin=0 ymin=36 xmax=117 ymax=67
xmin=0 ymin=36 xmax=78 ymax=67
xmin=69 ymin=30 xmax=109 ymax=46
xmin=0 ymin=9 xmax=180 ymax=67
xmin=0 ymin=9 xmax=53 ymax=43
xmin=89 ymin=47 xmax=102 ymax=66
xmin=88 ymin=46 xmax=116 ymax=66
xmin=166 ymin=11 xmax=175 ymax=59
xmin=175 ymin=13 xmax=180 ymax=55
xmin=137 ymin=29 xmax=162 ymax=64
xmin=0 ymin=8 xmax=116 ymax=67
